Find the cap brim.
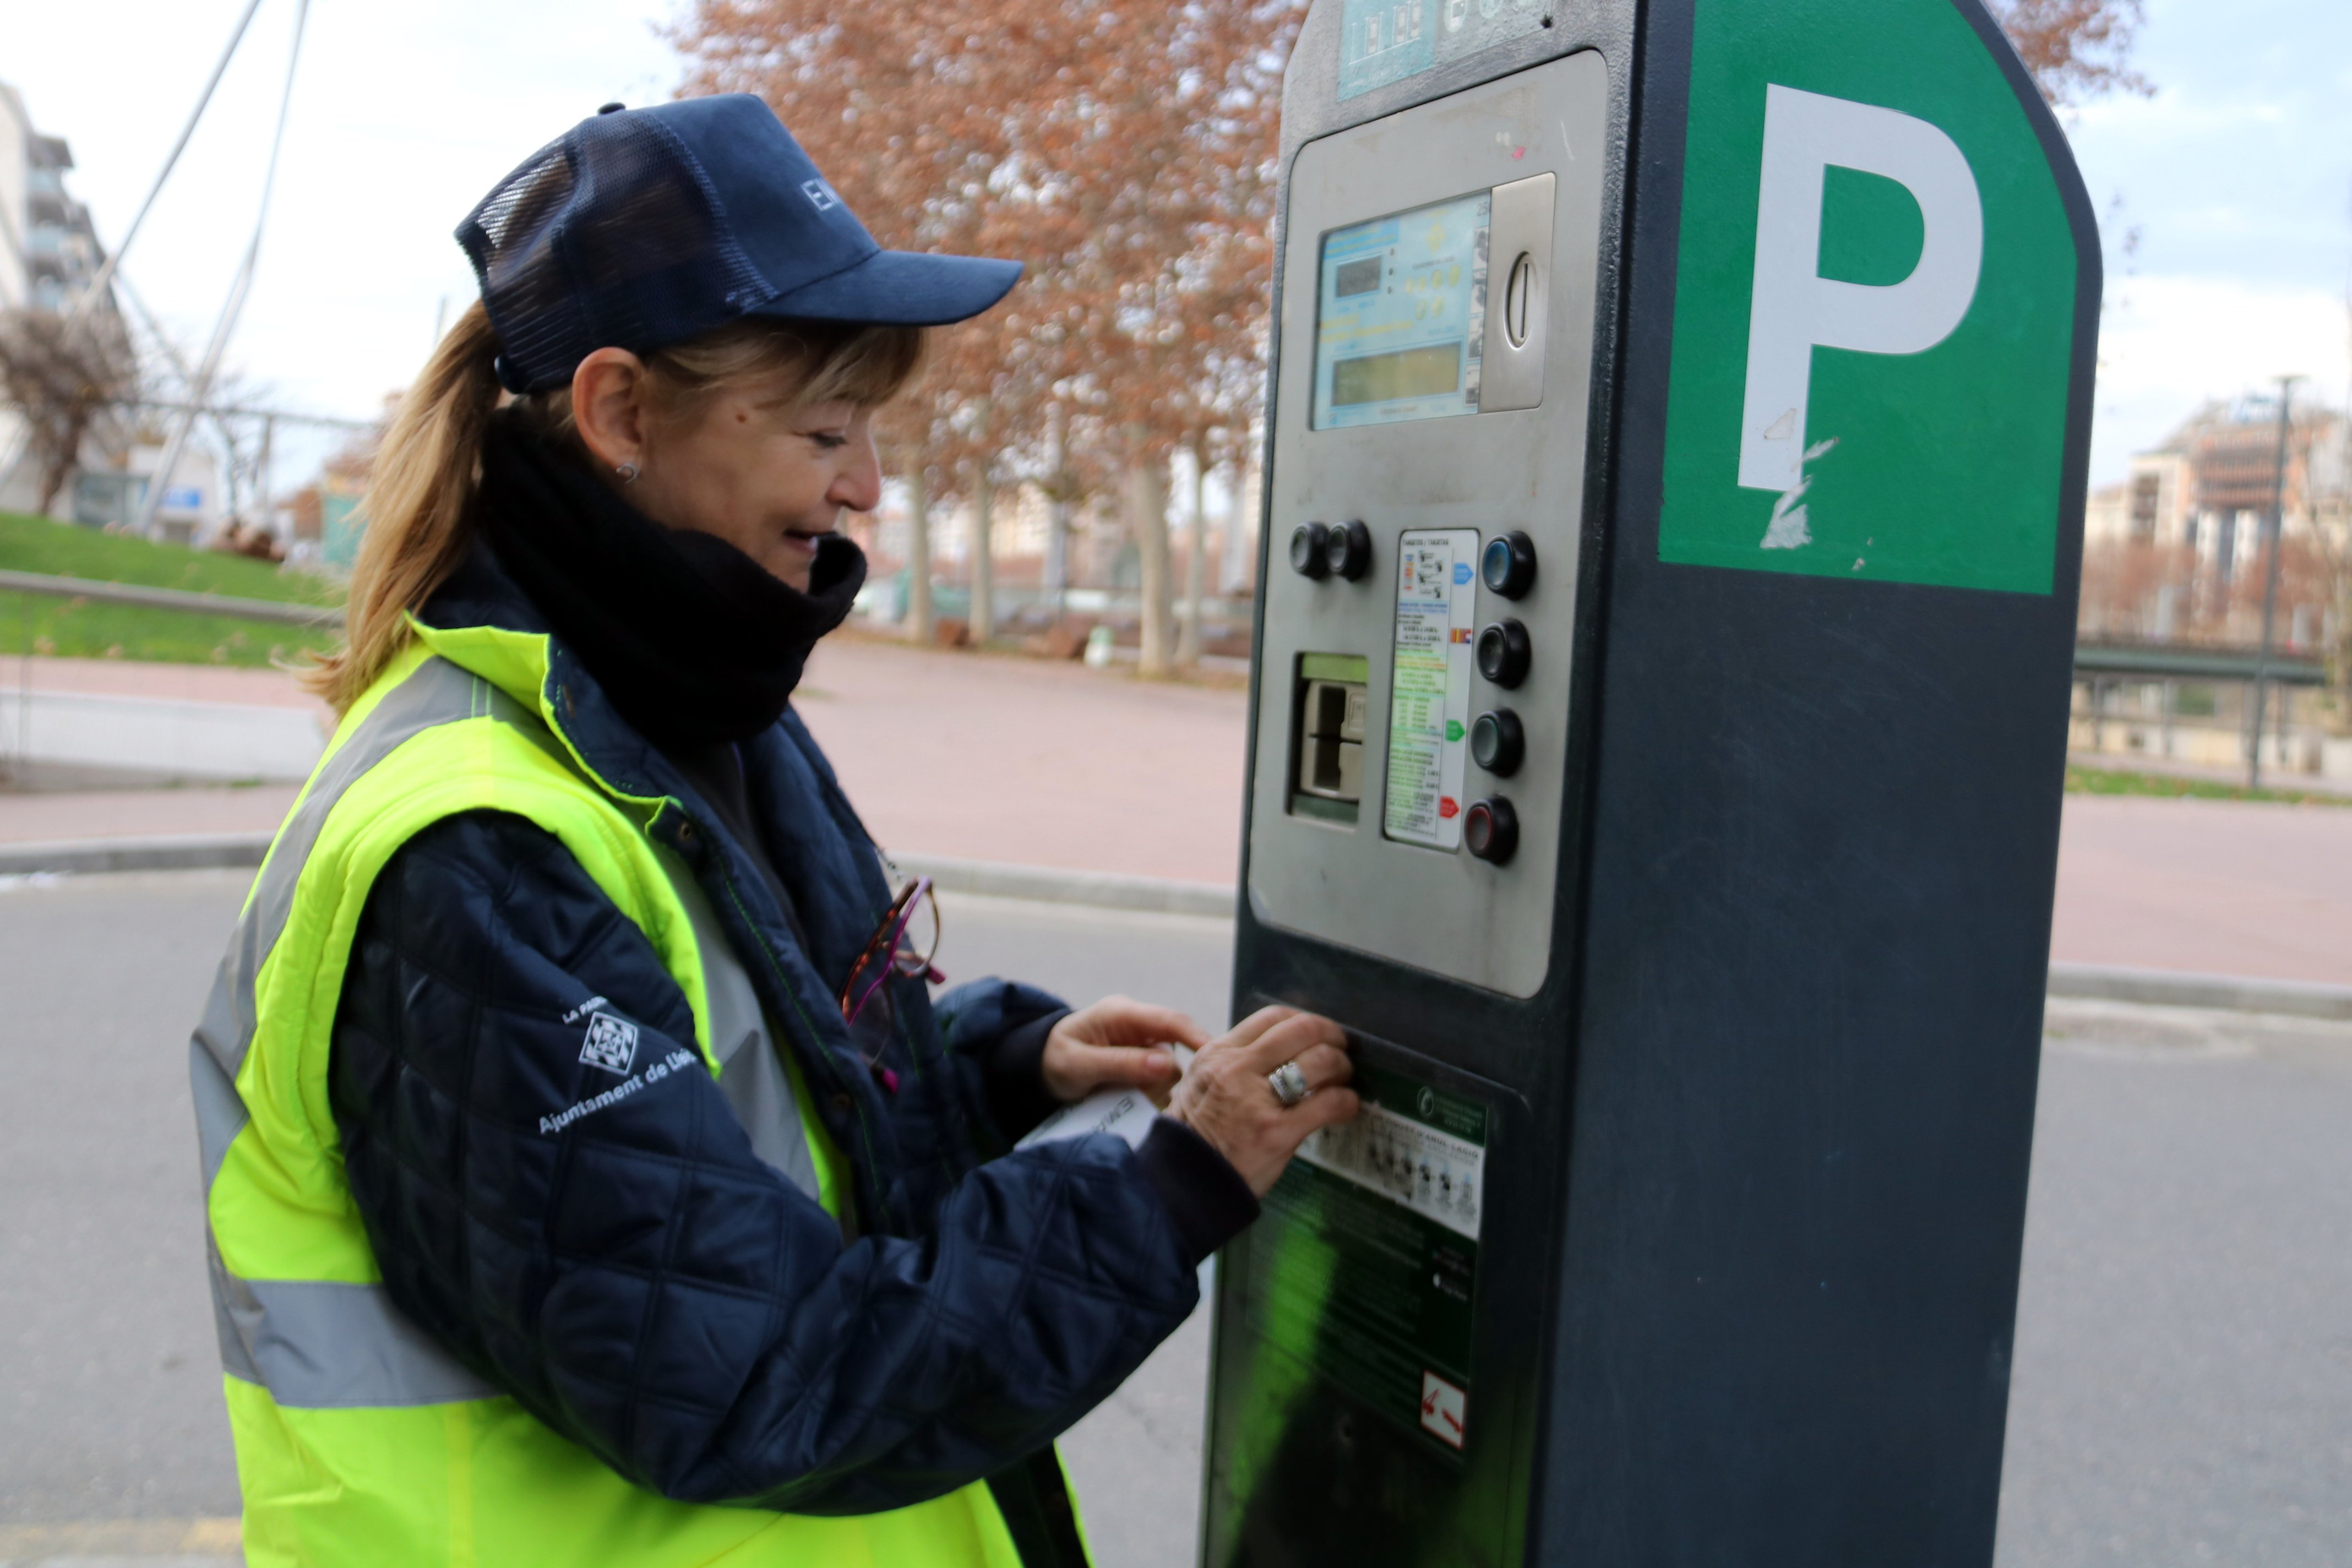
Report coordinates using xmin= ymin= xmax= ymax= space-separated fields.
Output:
xmin=754 ymin=248 xmax=1022 ymax=327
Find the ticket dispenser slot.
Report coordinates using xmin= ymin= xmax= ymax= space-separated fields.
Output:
xmin=1292 ymin=655 xmax=1370 ymax=824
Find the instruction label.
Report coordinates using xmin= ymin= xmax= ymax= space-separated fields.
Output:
xmin=1383 ymin=529 xmax=1480 ymax=850
xmin=1296 ymin=1075 xmax=1486 ymax=1239
xmin=1244 ymin=1060 xmax=1490 ymax=1453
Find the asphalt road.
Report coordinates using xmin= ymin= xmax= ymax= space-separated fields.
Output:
xmin=1 ymin=870 xmax=2346 ymax=1566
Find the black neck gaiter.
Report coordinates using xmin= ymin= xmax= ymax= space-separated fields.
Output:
xmin=472 ymin=414 xmax=866 ymax=749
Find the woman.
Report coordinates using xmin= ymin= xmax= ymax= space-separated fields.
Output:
xmin=189 ymin=95 xmax=1356 ymax=1568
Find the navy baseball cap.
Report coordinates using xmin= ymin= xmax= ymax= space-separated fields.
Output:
xmin=458 ymin=95 xmax=1022 ymax=395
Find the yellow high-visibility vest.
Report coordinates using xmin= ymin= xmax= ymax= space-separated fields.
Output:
xmin=192 ymin=619 xmax=1063 ymax=1566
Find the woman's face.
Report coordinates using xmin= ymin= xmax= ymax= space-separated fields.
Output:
xmin=570 ymin=349 xmax=884 ymax=593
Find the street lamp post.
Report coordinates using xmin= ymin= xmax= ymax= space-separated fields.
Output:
xmin=2248 ymin=373 xmax=2304 ymax=790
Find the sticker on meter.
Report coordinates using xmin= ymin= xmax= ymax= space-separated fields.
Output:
xmin=1383 ymin=529 xmax=1480 ymax=850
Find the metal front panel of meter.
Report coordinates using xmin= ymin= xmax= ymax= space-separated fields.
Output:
xmin=1246 ymin=51 xmax=1606 ymax=999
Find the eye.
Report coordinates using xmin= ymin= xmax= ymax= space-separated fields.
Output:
xmin=808 ymin=431 xmax=850 ymax=451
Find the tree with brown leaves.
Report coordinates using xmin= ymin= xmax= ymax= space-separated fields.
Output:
xmin=1989 ymin=0 xmax=2150 ymax=106
xmin=674 ymin=0 xmax=1299 ymax=667
xmin=676 ymin=0 xmax=2140 ymax=671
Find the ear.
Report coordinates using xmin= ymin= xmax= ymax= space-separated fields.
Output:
xmin=570 ymin=348 xmax=651 ymax=475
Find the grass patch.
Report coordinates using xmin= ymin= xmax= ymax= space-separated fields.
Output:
xmin=2065 ymin=763 xmax=2352 ymax=807
xmin=0 ymin=510 xmax=342 ymax=668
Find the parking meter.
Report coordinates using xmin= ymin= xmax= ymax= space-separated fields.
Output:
xmin=1207 ymin=1 xmax=2098 ymax=1564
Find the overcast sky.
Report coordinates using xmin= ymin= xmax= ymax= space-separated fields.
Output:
xmin=7 ymin=0 xmax=2348 ymax=490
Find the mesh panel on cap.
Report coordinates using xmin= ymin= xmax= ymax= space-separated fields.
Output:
xmin=458 ymin=115 xmax=774 ymax=394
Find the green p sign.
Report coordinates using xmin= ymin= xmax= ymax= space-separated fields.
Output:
xmin=1657 ymin=0 xmax=2081 ymax=595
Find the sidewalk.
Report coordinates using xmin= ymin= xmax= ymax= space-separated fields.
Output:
xmin=4 ymin=638 xmax=2349 ymax=984
xmin=0 ymin=654 xmax=331 ymax=787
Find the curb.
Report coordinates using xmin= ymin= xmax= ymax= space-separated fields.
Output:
xmin=2045 ymin=961 xmax=2352 ymax=1022
xmin=7 ymin=835 xmax=2348 ymax=1022
xmin=0 ymin=831 xmax=274 ymax=878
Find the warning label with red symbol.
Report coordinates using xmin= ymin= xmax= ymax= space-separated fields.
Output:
xmin=1420 ymin=1371 xmax=1468 ymax=1449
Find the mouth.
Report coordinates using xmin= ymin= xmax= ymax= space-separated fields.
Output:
xmin=780 ymin=526 xmax=836 ymax=553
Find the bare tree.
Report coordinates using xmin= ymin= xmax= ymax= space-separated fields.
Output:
xmin=0 ymin=309 xmax=137 ymax=514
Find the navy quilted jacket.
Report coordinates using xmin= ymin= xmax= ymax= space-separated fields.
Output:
xmin=327 ymin=548 xmax=1248 ymax=1556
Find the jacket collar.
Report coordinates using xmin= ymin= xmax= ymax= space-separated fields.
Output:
xmin=411 ymin=542 xmax=926 ymax=1231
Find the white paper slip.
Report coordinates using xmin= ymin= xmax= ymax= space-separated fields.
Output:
xmin=1016 ymin=1087 xmax=1161 ymax=1151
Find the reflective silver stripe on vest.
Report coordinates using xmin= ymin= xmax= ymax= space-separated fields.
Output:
xmin=681 ymin=870 xmax=823 ymax=1205
xmin=195 ymin=656 xmax=520 ymax=1407
xmin=191 ymin=658 xmax=518 ymax=1191
xmin=194 ymin=651 xmax=819 ymax=1406
xmin=208 ymin=1234 xmax=493 ymax=1407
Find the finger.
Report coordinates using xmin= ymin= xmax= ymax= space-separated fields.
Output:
xmin=1288 ymin=1042 xmax=1354 ymax=1091
xmin=1205 ymin=1005 xmax=1297 ymax=1057
xmin=1236 ymin=1010 xmax=1348 ymax=1074
xmin=1072 ymin=999 xmax=1213 ymax=1050
xmin=1066 ymin=1043 xmax=1183 ymax=1091
xmin=1286 ymin=1086 xmax=1361 ymax=1135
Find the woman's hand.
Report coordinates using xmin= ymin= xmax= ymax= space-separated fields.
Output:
xmin=1040 ymin=996 xmax=1212 ymax=1108
xmin=1167 ymin=1006 xmax=1358 ymax=1197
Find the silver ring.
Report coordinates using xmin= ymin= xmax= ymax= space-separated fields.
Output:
xmin=1268 ymin=1060 xmax=1310 ymax=1108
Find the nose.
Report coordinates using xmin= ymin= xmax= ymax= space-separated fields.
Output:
xmin=832 ymin=427 xmax=884 ymax=514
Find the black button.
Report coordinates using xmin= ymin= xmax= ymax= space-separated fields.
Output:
xmin=1323 ymin=519 xmax=1372 ymax=581
xmin=598 ymin=101 xmax=627 ymax=114
xmin=1470 ymin=709 xmax=1523 ymax=775
xmin=1464 ymin=797 xmax=1519 ymax=864
xmin=1480 ymin=531 xmax=1537 ymax=599
xmin=1289 ymin=522 xmax=1332 ymax=579
xmin=1475 ymin=619 xmax=1531 ymax=688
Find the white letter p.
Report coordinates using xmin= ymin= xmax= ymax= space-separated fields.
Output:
xmin=1738 ymin=85 xmax=1984 ymax=492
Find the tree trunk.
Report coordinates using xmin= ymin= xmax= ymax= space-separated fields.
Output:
xmin=1044 ymin=400 xmax=1070 ymax=615
xmin=1222 ymin=437 xmax=1259 ymax=595
xmin=970 ymin=399 xmax=994 ymax=646
xmin=1131 ymin=423 xmax=1173 ymax=678
xmin=906 ymin=458 xmax=935 ymax=645
xmin=971 ymin=475 xmax=995 ymax=647
xmin=1177 ymin=429 xmax=1210 ymax=667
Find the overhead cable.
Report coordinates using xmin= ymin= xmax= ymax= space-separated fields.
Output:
xmin=134 ymin=0 xmax=310 ymax=538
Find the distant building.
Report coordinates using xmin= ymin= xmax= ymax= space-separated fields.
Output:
xmin=0 ymin=81 xmax=105 ymax=312
xmin=0 ymin=80 xmax=137 ymax=520
xmin=2081 ymin=395 xmax=2351 ymax=643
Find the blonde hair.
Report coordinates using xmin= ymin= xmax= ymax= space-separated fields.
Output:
xmin=305 ymin=301 xmax=925 ymax=712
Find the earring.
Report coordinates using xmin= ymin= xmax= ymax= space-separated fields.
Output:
xmin=614 ymin=460 xmax=640 ymax=483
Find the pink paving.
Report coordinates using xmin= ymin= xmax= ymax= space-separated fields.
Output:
xmin=794 ymin=635 xmax=1249 ymax=885
xmin=0 ymin=653 xmax=334 ymax=711
xmin=2049 ymin=798 xmax=2352 ymax=984
xmin=4 ymin=638 xmax=2349 ymax=984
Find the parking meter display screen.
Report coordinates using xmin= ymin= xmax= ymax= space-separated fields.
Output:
xmin=1313 ymin=191 xmax=1491 ymax=428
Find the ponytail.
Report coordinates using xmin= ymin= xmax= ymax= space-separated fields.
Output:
xmin=303 ymin=302 xmax=502 ymax=712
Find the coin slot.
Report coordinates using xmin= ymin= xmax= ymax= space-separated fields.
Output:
xmin=1478 ymin=172 xmax=1554 ymax=413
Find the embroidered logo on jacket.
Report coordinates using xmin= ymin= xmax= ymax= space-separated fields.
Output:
xmin=579 ymin=1012 xmax=641 ymax=1075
